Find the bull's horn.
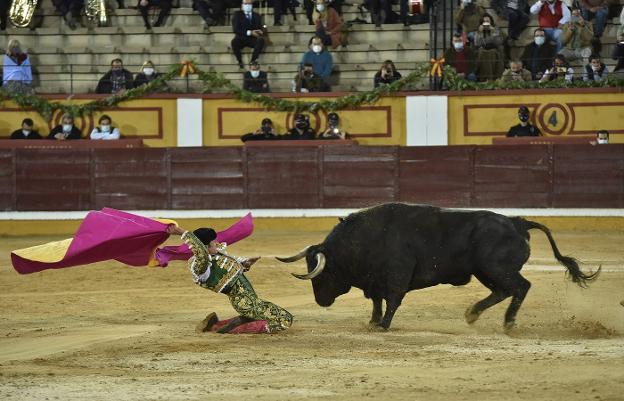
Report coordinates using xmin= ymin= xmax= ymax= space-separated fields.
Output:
xmin=292 ymin=253 xmax=326 ymax=280
xmin=275 ymin=246 xmax=311 ymax=263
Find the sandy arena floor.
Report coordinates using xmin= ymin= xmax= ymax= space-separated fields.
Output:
xmin=0 ymin=227 xmax=623 ymax=401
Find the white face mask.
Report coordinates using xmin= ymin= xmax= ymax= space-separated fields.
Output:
xmin=312 ymin=45 xmax=322 ymax=53
xmin=22 ymin=130 xmax=31 ymax=136
xmin=316 ymin=4 xmax=325 ymax=12
xmin=242 ymin=4 xmax=252 ymax=12
xmin=250 ymin=70 xmax=260 ymax=78
xmin=534 ymin=36 xmax=545 ymax=46
xmin=597 ymin=138 xmax=608 ymax=144
xmin=62 ymin=124 xmax=72 ymax=132
xmin=101 ymin=125 xmax=111 ymax=132
xmin=143 ymin=67 xmax=154 ymax=76
xmin=591 ymin=65 xmax=600 ymax=71
xmin=453 ymin=42 xmax=464 ymax=51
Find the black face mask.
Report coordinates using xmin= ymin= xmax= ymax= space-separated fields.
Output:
xmin=296 ymin=121 xmax=308 ymax=129
xmin=519 ymin=114 xmax=529 ymax=123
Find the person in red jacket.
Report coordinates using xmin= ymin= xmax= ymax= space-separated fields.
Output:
xmin=530 ymin=0 xmax=571 ymax=53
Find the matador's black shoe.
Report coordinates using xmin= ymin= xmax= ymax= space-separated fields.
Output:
xmin=196 ymin=312 xmax=219 ymax=333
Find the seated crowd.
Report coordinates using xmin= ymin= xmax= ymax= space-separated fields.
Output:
xmin=7 ymin=114 xmax=122 ymax=140
xmin=0 ymin=0 xmax=622 ymax=94
xmin=240 ymin=112 xmax=349 ymax=142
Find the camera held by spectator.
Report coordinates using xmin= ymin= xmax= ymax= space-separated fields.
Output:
xmin=241 ymin=118 xmax=279 ymax=142
xmin=319 ymin=112 xmax=348 ymax=139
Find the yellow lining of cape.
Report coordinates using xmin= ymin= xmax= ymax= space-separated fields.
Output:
xmin=12 ymin=238 xmax=73 ymax=263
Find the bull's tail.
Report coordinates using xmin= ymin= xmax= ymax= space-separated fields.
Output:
xmin=520 ymin=218 xmax=601 ymax=288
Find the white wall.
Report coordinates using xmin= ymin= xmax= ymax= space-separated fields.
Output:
xmin=405 ymin=96 xmax=448 ymax=146
xmin=176 ymin=99 xmax=203 ymax=147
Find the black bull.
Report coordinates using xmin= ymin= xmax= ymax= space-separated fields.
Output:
xmin=276 ymin=203 xmax=600 ymax=331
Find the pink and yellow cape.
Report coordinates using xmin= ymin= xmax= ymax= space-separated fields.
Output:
xmin=10 ymin=208 xmax=254 ymax=274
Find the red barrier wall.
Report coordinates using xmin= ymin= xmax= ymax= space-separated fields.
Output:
xmin=2 ymin=144 xmax=623 ymax=211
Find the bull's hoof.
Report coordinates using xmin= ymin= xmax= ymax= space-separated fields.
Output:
xmin=368 ymin=323 xmax=389 ymax=332
xmin=503 ymin=320 xmax=516 ymax=334
xmin=465 ymin=308 xmax=480 ymax=324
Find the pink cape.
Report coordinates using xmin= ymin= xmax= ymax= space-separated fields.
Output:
xmin=11 ymin=209 xmax=254 ymax=274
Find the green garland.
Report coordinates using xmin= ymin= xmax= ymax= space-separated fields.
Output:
xmin=1 ymin=61 xmax=622 ymax=119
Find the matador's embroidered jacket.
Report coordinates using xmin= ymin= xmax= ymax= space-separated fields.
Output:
xmin=182 ymin=231 xmax=246 ymax=293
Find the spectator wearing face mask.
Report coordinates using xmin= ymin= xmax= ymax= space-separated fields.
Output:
xmin=11 ymin=118 xmax=43 ymax=140
xmin=231 ymin=0 xmax=266 ymax=69
xmin=594 ymin=130 xmax=609 ymax=145
xmin=521 ymin=28 xmax=556 ymax=80
xmin=374 ymin=60 xmax=402 ymax=88
xmin=90 ymin=115 xmax=120 ymax=140
xmin=559 ymin=8 xmax=594 ymax=66
xmin=500 ymin=60 xmax=532 ymax=82
xmin=491 ymin=0 xmax=530 ymax=41
xmin=313 ymin=0 xmax=343 ymax=49
xmin=583 ymin=54 xmax=608 ymax=82
xmin=455 ymin=0 xmax=486 ymax=44
xmin=3 ymin=39 xmax=33 ymax=94
xmin=579 ymin=0 xmax=608 ymax=39
xmin=443 ymin=33 xmax=478 ymax=82
xmin=283 ymin=114 xmax=316 ymax=140
xmin=240 ymin=118 xmax=279 ymax=142
xmin=301 ymin=36 xmax=333 ymax=86
xmin=474 ymin=13 xmax=505 ymax=81
xmin=48 ymin=114 xmax=82 ymax=140
xmin=319 ymin=112 xmax=347 ymax=139
xmin=613 ymin=25 xmax=624 ymax=79
xmin=506 ymin=106 xmax=541 ymax=137
xmin=134 ymin=60 xmax=164 ymax=88
xmin=243 ymin=61 xmax=270 ymax=93
xmin=96 ymin=58 xmax=135 ymax=94
xmin=539 ymin=54 xmax=574 ymax=83
xmin=529 ymin=0 xmax=571 ymax=53
xmin=293 ymin=63 xmax=328 ymax=92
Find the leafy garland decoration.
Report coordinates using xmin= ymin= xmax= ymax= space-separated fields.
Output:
xmin=0 ymin=61 xmax=622 ymax=119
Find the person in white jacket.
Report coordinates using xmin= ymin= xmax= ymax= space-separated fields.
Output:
xmin=90 ymin=115 xmax=120 ymax=140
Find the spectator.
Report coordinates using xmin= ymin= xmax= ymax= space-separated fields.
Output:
xmin=474 ymin=13 xmax=505 ymax=81
xmin=559 ymin=8 xmax=593 ymax=66
xmin=521 ymin=28 xmax=556 ymax=80
xmin=282 ymin=114 xmax=316 ymax=140
xmin=500 ymin=60 xmax=533 ymax=82
xmin=301 ymin=36 xmax=333 ymax=86
xmin=319 ymin=112 xmax=348 ymax=139
xmin=293 ymin=63 xmax=328 ymax=92
xmin=374 ymin=59 xmax=402 ymax=88
xmin=52 ymin=0 xmax=83 ymax=30
xmin=0 ymin=0 xmax=8 ymax=31
xmin=491 ymin=0 xmax=530 ymax=40
xmin=243 ymin=61 xmax=270 ymax=93
xmin=583 ymin=54 xmax=608 ymax=82
xmin=595 ymin=129 xmax=609 ymax=144
xmin=96 ymin=58 xmax=134 ymax=94
xmin=192 ymin=0 xmax=225 ymax=27
xmin=231 ymin=0 xmax=266 ymax=69
xmin=48 ymin=114 xmax=82 ymax=140
xmin=138 ymin=0 xmax=172 ymax=30
xmin=10 ymin=118 xmax=43 ymax=140
xmin=314 ymin=0 xmax=343 ymax=49
xmin=90 ymin=115 xmax=121 ymax=140
xmin=539 ymin=54 xmax=574 ymax=83
xmin=530 ymin=0 xmax=571 ymax=53
xmin=272 ymin=0 xmax=286 ymax=25
xmin=613 ymin=26 xmax=624 ymax=78
xmin=240 ymin=118 xmax=279 ymax=142
xmin=506 ymin=106 xmax=541 ymax=137
xmin=368 ymin=0 xmax=392 ymax=27
xmin=134 ymin=60 xmax=164 ymax=87
xmin=579 ymin=0 xmax=608 ymax=39
xmin=454 ymin=0 xmax=486 ymax=44
xmin=443 ymin=33 xmax=478 ymax=82
xmin=3 ymin=39 xmax=33 ymax=93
